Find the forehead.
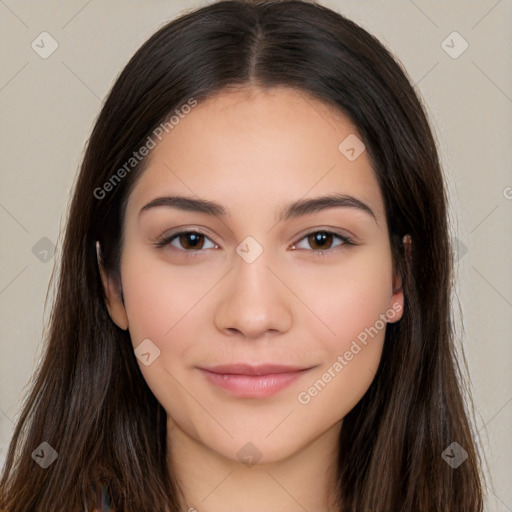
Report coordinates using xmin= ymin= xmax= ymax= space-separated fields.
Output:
xmin=127 ymin=86 xmax=386 ymax=224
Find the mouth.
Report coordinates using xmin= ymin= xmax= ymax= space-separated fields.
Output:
xmin=196 ymin=363 xmax=316 ymax=398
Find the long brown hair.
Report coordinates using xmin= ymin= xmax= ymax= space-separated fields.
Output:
xmin=0 ymin=1 xmax=484 ymax=510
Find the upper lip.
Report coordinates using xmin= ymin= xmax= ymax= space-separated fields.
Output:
xmin=198 ymin=363 xmax=313 ymax=376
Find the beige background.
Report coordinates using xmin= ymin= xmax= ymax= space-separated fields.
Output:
xmin=0 ymin=1 xmax=511 ymax=510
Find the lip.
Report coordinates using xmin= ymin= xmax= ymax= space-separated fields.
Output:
xmin=200 ymin=363 xmax=312 ymax=376
xmin=197 ymin=363 xmax=315 ymax=398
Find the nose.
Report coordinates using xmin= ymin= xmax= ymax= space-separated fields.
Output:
xmin=213 ymin=249 xmax=293 ymax=340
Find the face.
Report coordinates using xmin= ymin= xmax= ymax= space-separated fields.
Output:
xmin=100 ymin=86 xmax=404 ymax=465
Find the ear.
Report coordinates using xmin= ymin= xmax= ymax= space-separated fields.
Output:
xmin=96 ymin=241 xmax=129 ymax=330
xmin=388 ymin=273 xmax=404 ymax=323
xmin=386 ymin=234 xmax=411 ymax=324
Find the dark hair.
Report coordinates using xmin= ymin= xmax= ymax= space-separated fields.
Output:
xmin=0 ymin=1 xmax=484 ymax=510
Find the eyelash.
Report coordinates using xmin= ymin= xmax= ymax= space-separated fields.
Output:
xmin=154 ymin=229 xmax=355 ymax=257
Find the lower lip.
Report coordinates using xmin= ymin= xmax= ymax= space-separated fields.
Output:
xmin=199 ymin=369 xmax=310 ymax=398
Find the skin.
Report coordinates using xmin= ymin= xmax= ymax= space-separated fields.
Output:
xmin=99 ymin=85 xmax=404 ymax=512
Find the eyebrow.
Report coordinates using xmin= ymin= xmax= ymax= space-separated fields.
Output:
xmin=139 ymin=193 xmax=377 ymax=223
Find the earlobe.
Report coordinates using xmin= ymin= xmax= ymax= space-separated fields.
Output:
xmin=387 ymin=234 xmax=411 ymax=323
xmin=96 ymin=241 xmax=129 ymax=331
xmin=388 ymin=276 xmax=405 ymax=323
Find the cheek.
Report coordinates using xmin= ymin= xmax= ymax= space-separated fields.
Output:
xmin=119 ymin=247 xmax=221 ymax=396
xmin=293 ymin=248 xmax=393 ymax=350
xmin=291 ymin=250 xmax=392 ymax=413
xmin=120 ymin=246 xmax=206 ymax=345
xmin=294 ymin=299 xmax=389 ymax=430
xmin=119 ymin=254 xmax=208 ymax=432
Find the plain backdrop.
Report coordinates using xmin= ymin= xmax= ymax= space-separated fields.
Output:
xmin=0 ymin=1 xmax=511 ymax=510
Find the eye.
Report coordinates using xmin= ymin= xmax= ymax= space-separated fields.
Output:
xmin=154 ymin=228 xmax=355 ymax=256
xmin=291 ymin=230 xmax=354 ymax=254
xmin=155 ymin=230 xmax=217 ymax=252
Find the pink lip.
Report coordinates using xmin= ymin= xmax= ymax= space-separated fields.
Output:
xmin=197 ymin=363 xmax=314 ymax=398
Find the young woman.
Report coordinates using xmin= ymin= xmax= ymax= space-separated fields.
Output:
xmin=0 ymin=1 xmax=484 ymax=510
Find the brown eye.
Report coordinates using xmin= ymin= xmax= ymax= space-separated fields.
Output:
xmin=292 ymin=230 xmax=353 ymax=253
xmin=176 ymin=232 xmax=205 ymax=250
xmin=155 ymin=231 xmax=217 ymax=252
xmin=306 ymin=231 xmax=335 ymax=251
